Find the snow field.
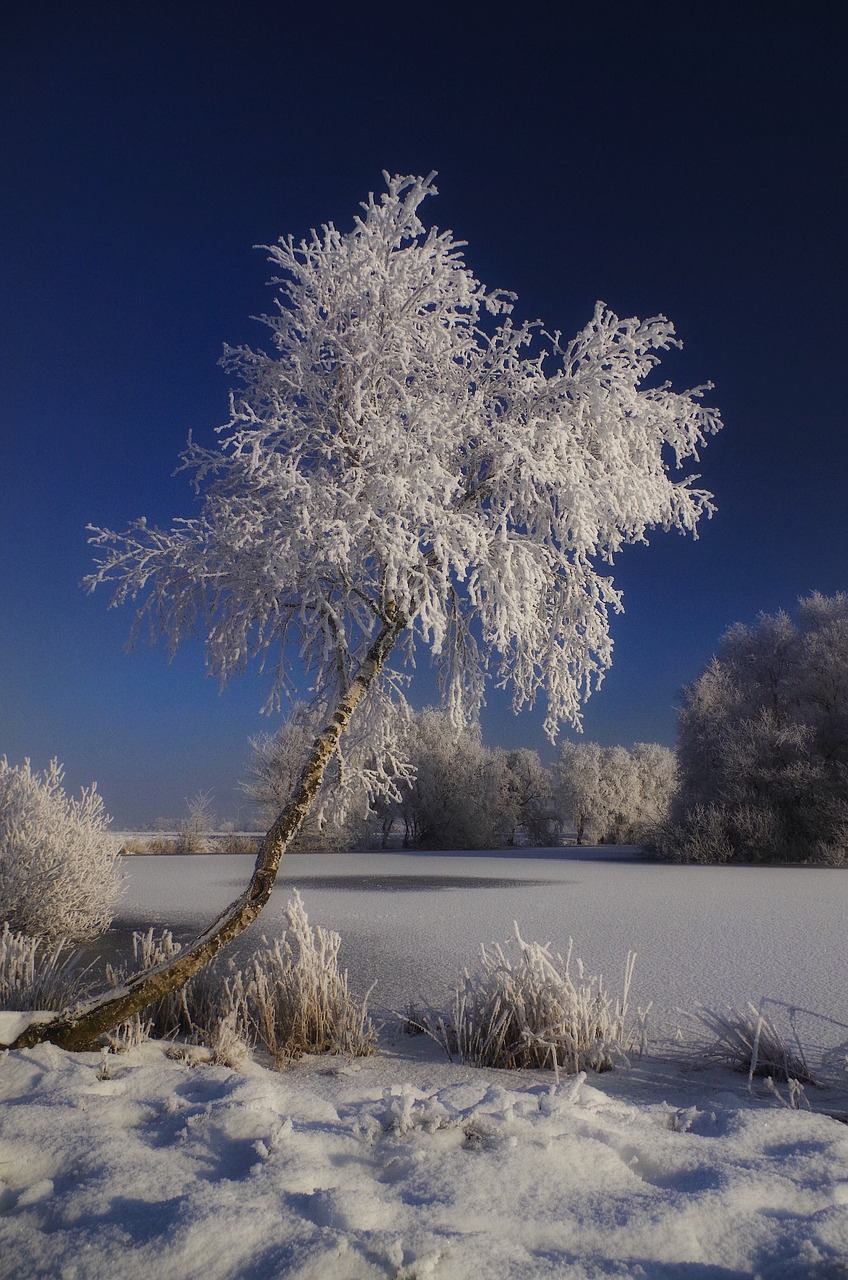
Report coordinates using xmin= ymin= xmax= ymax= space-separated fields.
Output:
xmin=3 ymin=849 xmax=848 ymax=1278
xmin=2 ymin=1040 xmax=848 ymax=1279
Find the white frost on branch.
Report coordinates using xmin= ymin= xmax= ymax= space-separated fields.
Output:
xmin=244 ymin=680 xmax=413 ymax=838
xmin=87 ymin=172 xmax=721 ymax=754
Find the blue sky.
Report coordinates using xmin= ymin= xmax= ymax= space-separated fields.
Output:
xmin=2 ymin=3 xmax=846 ymax=827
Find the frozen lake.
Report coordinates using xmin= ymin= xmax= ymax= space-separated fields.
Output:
xmin=102 ymin=849 xmax=848 ymax=1049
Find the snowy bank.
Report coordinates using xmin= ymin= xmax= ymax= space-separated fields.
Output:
xmin=2 ymin=1036 xmax=848 ymax=1279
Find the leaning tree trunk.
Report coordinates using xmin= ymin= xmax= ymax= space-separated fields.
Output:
xmin=3 ymin=614 xmax=406 ymax=1051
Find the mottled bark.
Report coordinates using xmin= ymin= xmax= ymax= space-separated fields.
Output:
xmin=4 ymin=614 xmax=405 ymax=1051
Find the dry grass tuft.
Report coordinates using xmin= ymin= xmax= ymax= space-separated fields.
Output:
xmin=104 ymin=927 xmax=188 ymax=1050
xmin=423 ymin=926 xmax=641 ymax=1076
xmin=220 ymin=891 xmax=376 ymax=1063
xmin=95 ymin=893 xmax=373 ymax=1065
xmin=693 ymin=1003 xmax=814 ymax=1084
xmin=0 ymin=921 xmax=86 ymax=1011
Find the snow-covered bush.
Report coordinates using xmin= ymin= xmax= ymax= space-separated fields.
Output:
xmin=218 ymin=825 xmax=262 ymax=854
xmin=177 ymin=790 xmax=216 ymax=854
xmin=207 ymin=1009 xmax=252 ymax=1069
xmin=426 ymin=927 xmax=639 ymax=1075
xmin=556 ymin=741 xmax=677 ymax=844
xmin=0 ymin=758 xmax=122 ymax=942
xmin=657 ymin=593 xmax=848 ymax=864
xmin=649 ymin=803 xmax=734 ymax=864
xmin=0 ymin=922 xmax=84 ymax=1011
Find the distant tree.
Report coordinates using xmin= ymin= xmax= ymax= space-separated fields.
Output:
xmin=243 ymin=701 xmax=390 ymax=850
xmin=656 ymin=593 xmax=848 ymax=864
xmin=178 ymin=790 xmax=216 ymax=853
xmin=555 ymin=741 xmax=676 ymax=844
xmin=246 ymin=706 xmax=539 ymax=855
xmin=627 ymin=742 xmax=679 ymax=839
xmin=243 ymin=704 xmax=327 ymax=846
xmin=555 ymin=742 xmax=604 ymax=844
xmin=0 ymin=758 xmax=122 ymax=943
xmin=8 ymin=172 xmax=721 ymax=1049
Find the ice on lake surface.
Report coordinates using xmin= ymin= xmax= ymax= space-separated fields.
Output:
xmin=106 ymin=848 xmax=848 ymax=1048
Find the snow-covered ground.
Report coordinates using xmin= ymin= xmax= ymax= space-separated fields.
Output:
xmin=3 ymin=850 xmax=848 ymax=1278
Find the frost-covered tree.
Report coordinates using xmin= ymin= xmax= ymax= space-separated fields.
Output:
xmin=244 ymin=707 xmax=312 ymax=821
xmin=656 ymin=593 xmax=848 ymax=864
xmin=243 ymin=701 xmax=388 ymax=850
xmin=555 ymin=742 xmax=604 ymax=844
xmin=0 ymin=759 xmax=122 ymax=943
xmin=628 ymin=742 xmax=679 ymax=839
xmin=397 ymin=709 xmax=514 ymax=849
xmin=501 ymin=748 xmax=559 ymax=845
xmin=555 ymin=741 xmax=676 ymax=843
xmin=7 ymin=172 xmax=721 ymax=1049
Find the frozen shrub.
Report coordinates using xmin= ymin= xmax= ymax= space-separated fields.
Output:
xmin=177 ymin=790 xmax=215 ymax=854
xmin=427 ymin=926 xmax=639 ymax=1075
xmin=220 ymin=891 xmax=376 ymax=1062
xmin=650 ymin=803 xmax=735 ymax=864
xmin=0 ymin=758 xmax=122 ymax=942
xmin=208 ymin=1008 xmax=251 ymax=1069
xmin=219 ymin=824 xmax=262 ymax=855
xmin=118 ymin=833 xmax=180 ymax=855
xmin=0 ymin=922 xmax=85 ymax=1011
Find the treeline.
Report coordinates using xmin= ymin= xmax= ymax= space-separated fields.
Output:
xmin=6 ymin=592 xmax=841 ymax=943
xmin=244 ymin=707 xmax=676 ymax=851
xmin=244 ymin=593 xmax=848 ymax=866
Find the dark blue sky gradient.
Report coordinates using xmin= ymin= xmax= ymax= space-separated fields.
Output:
xmin=2 ymin=3 xmax=846 ymax=825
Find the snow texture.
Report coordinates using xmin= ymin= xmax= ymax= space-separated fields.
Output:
xmin=2 ymin=1039 xmax=847 ymax=1279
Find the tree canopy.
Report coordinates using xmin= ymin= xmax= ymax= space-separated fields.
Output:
xmin=89 ymin=172 xmax=721 ymax=752
xmin=662 ymin=593 xmax=848 ymax=863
